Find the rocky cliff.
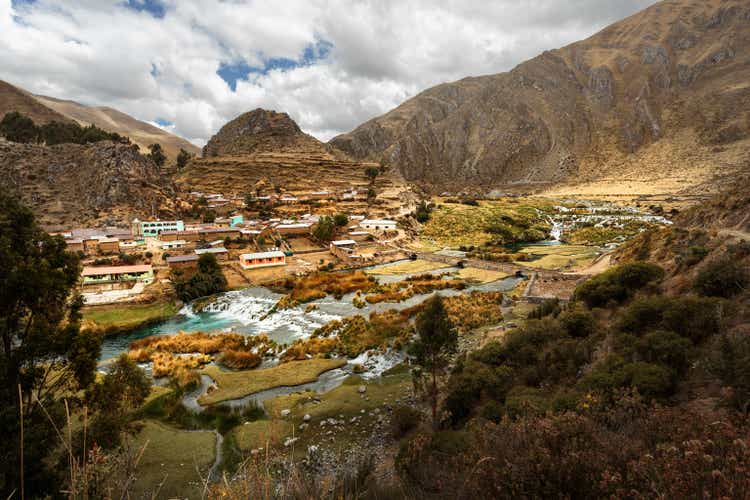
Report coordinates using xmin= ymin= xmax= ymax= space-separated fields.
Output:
xmin=330 ymin=0 xmax=750 ymax=194
xmin=0 ymin=139 xmax=176 ymax=228
xmin=203 ymin=108 xmax=334 ymax=158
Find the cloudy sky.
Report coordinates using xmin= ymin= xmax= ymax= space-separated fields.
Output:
xmin=1 ymin=0 xmax=656 ymax=145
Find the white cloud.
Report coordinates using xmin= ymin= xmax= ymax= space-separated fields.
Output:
xmin=0 ymin=0 xmax=657 ymax=143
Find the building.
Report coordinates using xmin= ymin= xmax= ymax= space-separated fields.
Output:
xmin=159 ymin=228 xmax=241 ymax=242
xmin=360 ymin=219 xmax=397 ymax=231
xmin=275 ymin=223 xmax=313 ymax=235
xmin=194 ymin=247 xmax=228 ymax=260
xmin=81 ymin=265 xmax=154 ymax=290
xmin=330 ymin=239 xmax=359 ymax=260
xmin=165 ymin=254 xmax=199 ymax=270
xmin=97 ymin=238 xmax=120 ymax=254
xmin=66 ymin=239 xmax=84 ymax=253
xmin=161 ymin=239 xmax=188 ymax=250
xmin=119 ymin=239 xmax=146 ymax=250
xmin=135 ymin=220 xmax=185 ymax=237
xmin=239 ymin=251 xmax=286 ymax=270
xmin=348 ymin=231 xmax=372 ymax=241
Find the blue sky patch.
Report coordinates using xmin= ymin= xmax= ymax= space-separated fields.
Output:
xmin=155 ymin=118 xmax=172 ymax=127
xmin=217 ymin=38 xmax=333 ymax=92
xmin=121 ymin=0 xmax=165 ymax=19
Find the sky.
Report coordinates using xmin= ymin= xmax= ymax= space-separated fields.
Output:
xmin=1 ymin=0 xmax=657 ymax=145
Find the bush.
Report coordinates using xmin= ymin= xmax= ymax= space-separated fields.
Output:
xmin=582 ymin=356 xmax=674 ymax=399
xmin=709 ymin=334 xmax=750 ymax=412
xmin=559 ymin=306 xmax=596 ymax=338
xmin=219 ymin=349 xmax=262 ymax=369
xmin=391 ymin=405 xmax=422 ymax=438
xmin=172 ymin=254 xmax=228 ymax=301
xmin=575 ymin=262 xmax=664 ymax=308
xmin=618 ymin=296 xmax=724 ymax=343
xmin=635 ymin=330 xmax=692 ymax=373
xmin=694 ymin=257 xmax=748 ymax=298
xmin=527 ymin=298 xmax=561 ymax=319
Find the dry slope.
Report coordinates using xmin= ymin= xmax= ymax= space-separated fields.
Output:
xmin=0 ymin=139 xmax=176 ymax=228
xmin=330 ymin=0 xmax=750 ymax=196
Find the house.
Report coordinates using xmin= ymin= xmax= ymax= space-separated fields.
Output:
xmin=330 ymin=239 xmax=359 ymax=260
xmin=275 ymin=222 xmax=313 ymax=235
xmin=97 ymin=238 xmax=120 ymax=254
xmin=134 ymin=219 xmax=185 ymax=237
xmin=360 ymin=219 xmax=397 ymax=231
xmin=279 ymin=195 xmax=299 ymax=204
xmin=166 ymin=254 xmax=199 ymax=270
xmin=348 ymin=231 xmax=372 ymax=241
xmin=239 ymin=251 xmax=286 ymax=270
xmin=66 ymin=239 xmax=84 ymax=253
xmin=120 ymin=239 xmax=145 ymax=250
xmin=81 ymin=265 xmax=154 ymax=288
xmin=161 ymin=239 xmax=188 ymax=250
xmin=194 ymin=247 xmax=229 ymax=260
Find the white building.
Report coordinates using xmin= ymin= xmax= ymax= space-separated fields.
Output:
xmin=359 ymin=219 xmax=397 ymax=231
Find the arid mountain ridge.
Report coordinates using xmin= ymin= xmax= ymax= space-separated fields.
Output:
xmin=330 ymin=0 xmax=750 ymax=196
xmin=0 ymin=79 xmax=200 ymax=161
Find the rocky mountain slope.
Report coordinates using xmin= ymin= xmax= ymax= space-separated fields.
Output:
xmin=330 ymin=0 xmax=750 ymax=195
xmin=202 ymin=108 xmax=336 ymax=158
xmin=0 ymin=79 xmax=200 ymax=161
xmin=0 ymin=139 xmax=176 ymax=229
xmin=180 ymin=108 xmax=383 ymax=196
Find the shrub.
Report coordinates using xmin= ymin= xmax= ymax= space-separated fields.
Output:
xmin=694 ymin=257 xmax=748 ymax=298
xmin=575 ymin=262 xmax=664 ymax=308
xmin=504 ymin=386 xmax=549 ymax=418
xmin=528 ymin=298 xmax=561 ymax=319
xmin=172 ymin=254 xmax=228 ymax=301
xmin=559 ymin=306 xmax=596 ymax=338
xmin=582 ymin=356 xmax=674 ymax=399
xmin=636 ymin=330 xmax=692 ymax=373
xmin=618 ymin=296 xmax=724 ymax=343
xmin=708 ymin=334 xmax=750 ymax=412
xmin=391 ymin=405 xmax=422 ymax=438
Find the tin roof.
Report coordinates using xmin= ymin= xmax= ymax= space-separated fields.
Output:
xmin=81 ymin=265 xmax=152 ymax=276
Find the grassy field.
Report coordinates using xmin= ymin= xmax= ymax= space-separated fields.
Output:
xmin=132 ymin=420 xmax=216 ymax=499
xmin=515 ymin=244 xmax=600 ymax=271
xmin=199 ymin=358 xmax=347 ymax=405
xmin=455 ymin=267 xmax=510 ymax=283
xmin=231 ymin=419 xmax=292 ymax=452
xmin=417 ymin=199 xmax=555 ymax=250
xmin=365 ymin=259 xmax=449 ymax=275
xmin=261 ymin=366 xmax=413 ymax=457
xmin=82 ymin=302 xmax=178 ymax=334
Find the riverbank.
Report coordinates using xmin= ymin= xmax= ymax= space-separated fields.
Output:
xmin=82 ymin=301 xmax=179 ymax=336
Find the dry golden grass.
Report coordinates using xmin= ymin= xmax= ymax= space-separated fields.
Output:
xmin=280 ymin=337 xmax=339 ymax=362
xmin=220 ymin=349 xmax=262 ymax=370
xmin=275 ymin=270 xmax=376 ymax=308
xmin=149 ymin=352 xmax=211 ymax=378
xmin=365 ymin=259 xmax=448 ymax=275
xmin=130 ymin=331 xmax=247 ymax=355
xmin=364 ymin=275 xmax=466 ymax=304
xmin=443 ymin=291 xmax=505 ymax=333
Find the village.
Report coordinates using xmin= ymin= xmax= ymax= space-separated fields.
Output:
xmin=58 ymin=184 xmax=406 ymax=307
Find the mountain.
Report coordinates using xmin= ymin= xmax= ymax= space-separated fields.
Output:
xmin=0 ymin=79 xmax=200 ymax=161
xmin=178 ymin=108 xmax=389 ymax=197
xmin=202 ymin=108 xmax=334 ymax=158
xmin=32 ymin=94 xmax=200 ymax=161
xmin=330 ymin=0 xmax=750 ymax=196
xmin=0 ymin=139 xmax=176 ymax=229
xmin=0 ymin=79 xmax=73 ymax=125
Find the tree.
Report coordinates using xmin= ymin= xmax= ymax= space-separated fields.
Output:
xmin=176 ymin=148 xmax=192 ymax=170
xmin=414 ymin=201 xmax=432 ymax=223
xmin=410 ymin=295 xmax=457 ymax=428
xmin=333 ymin=213 xmax=349 ymax=227
xmin=172 ymin=254 xmax=228 ymax=301
xmin=0 ymin=191 xmax=102 ymax=496
xmin=365 ymin=166 xmax=380 ymax=182
xmin=0 ymin=111 xmax=39 ymax=143
xmin=84 ymin=354 xmax=150 ymax=449
xmin=244 ymin=192 xmax=257 ymax=209
xmin=148 ymin=143 xmax=166 ymax=167
xmin=313 ymin=216 xmax=336 ymax=241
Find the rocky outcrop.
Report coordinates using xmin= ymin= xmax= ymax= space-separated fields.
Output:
xmin=330 ymin=0 xmax=750 ymax=192
xmin=203 ymin=108 xmax=330 ymax=158
xmin=0 ymin=139 xmax=175 ymax=227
